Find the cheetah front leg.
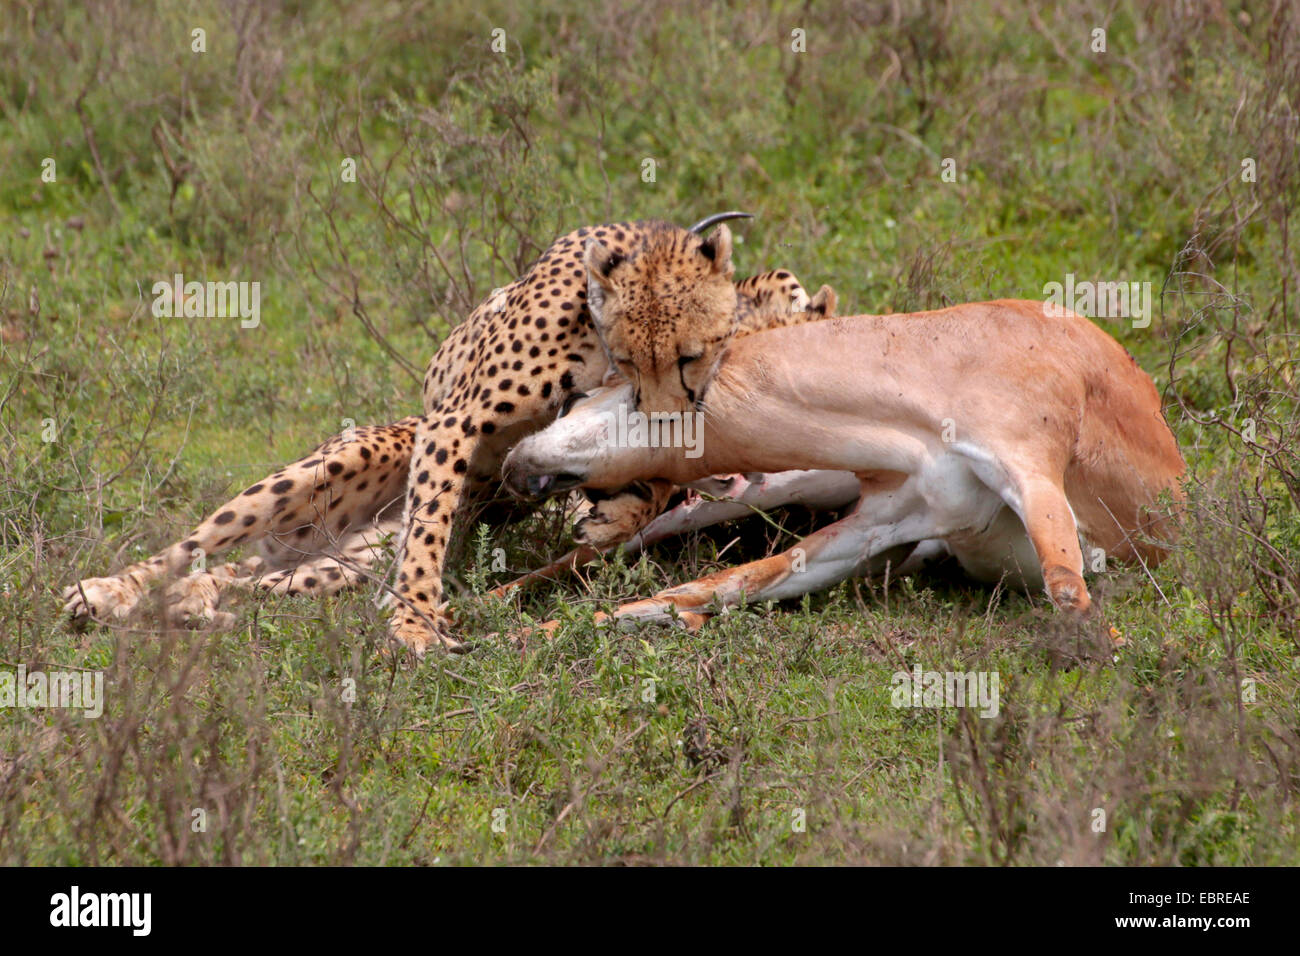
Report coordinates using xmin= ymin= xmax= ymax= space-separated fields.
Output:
xmin=386 ymin=413 xmax=488 ymax=655
xmin=572 ymin=479 xmax=677 ymax=550
xmin=387 ymin=393 xmax=622 ymax=654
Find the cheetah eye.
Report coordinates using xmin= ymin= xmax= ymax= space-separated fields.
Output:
xmin=559 ymin=391 xmax=588 ymax=418
xmin=677 ymin=353 xmax=703 ymax=368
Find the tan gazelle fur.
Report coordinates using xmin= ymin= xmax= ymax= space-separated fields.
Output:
xmin=502 ymin=299 xmax=1186 ymax=629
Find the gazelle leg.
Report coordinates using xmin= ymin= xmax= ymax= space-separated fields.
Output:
xmin=489 ymin=470 xmax=861 ymax=601
xmin=625 ymin=470 xmax=861 ymax=556
xmin=1009 ymin=473 xmax=1090 ymax=614
xmin=591 ymin=484 xmax=943 ymax=628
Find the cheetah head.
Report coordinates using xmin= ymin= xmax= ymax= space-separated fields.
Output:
xmin=584 ymin=221 xmax=738 ymax=415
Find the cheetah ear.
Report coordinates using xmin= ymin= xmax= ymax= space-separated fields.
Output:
xmin=584 ymin=239 xmax=622 ymax=290
xmin=807 ymin=284 xmax=837 ymax=318
xmin=697 ymin=223 xmax=734 ymax=278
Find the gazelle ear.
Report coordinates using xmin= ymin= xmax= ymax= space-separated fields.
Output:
xmin=584 ymin=239 xmax=622 ymax=290
xmin=808 ymin=284 xmax=838 ymax=318
xmin=697 ymin=223 xmax=734 ymax=278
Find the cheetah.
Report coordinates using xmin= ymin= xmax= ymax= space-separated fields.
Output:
xmin=64 ymin=214 xmax=832 ymax=653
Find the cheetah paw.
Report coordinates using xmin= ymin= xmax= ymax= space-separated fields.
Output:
xmin=388 ymin=608 xmax=469 ymax=658
xmin=163 ymin=573 xmax=235 ymax=630
xmin=62 ymin=576 xmax=141 ymax=626
xmin=575 ymin=497 xmax=656 ymax=550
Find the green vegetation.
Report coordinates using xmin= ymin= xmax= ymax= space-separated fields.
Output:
xmin=1 ymin=0 xmax=1297 ymax=864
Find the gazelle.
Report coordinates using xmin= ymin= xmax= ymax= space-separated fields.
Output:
xmin=501 ymin=297 xmax=1185 ymax=629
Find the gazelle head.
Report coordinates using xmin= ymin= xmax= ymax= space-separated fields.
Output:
xmin=502 ymin=383 xmax=648 ymax=498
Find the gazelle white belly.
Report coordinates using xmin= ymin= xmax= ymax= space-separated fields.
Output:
xmin=946 ymin=505 xmax=1044 ymax=590
xmin=906 ymin=449 xmax=1046 ymax=591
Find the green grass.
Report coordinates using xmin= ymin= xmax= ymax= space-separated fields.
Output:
xmin=1 ymin=0 xmax=1298 ymax=864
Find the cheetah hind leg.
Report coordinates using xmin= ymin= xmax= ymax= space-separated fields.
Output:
xmin=63 ymin=417 xmax=419 ymax=628
xmin=255 ymin=516 xmax=404 ymax=599
xmin=157 ymin=514 xmax=407 ymax=629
